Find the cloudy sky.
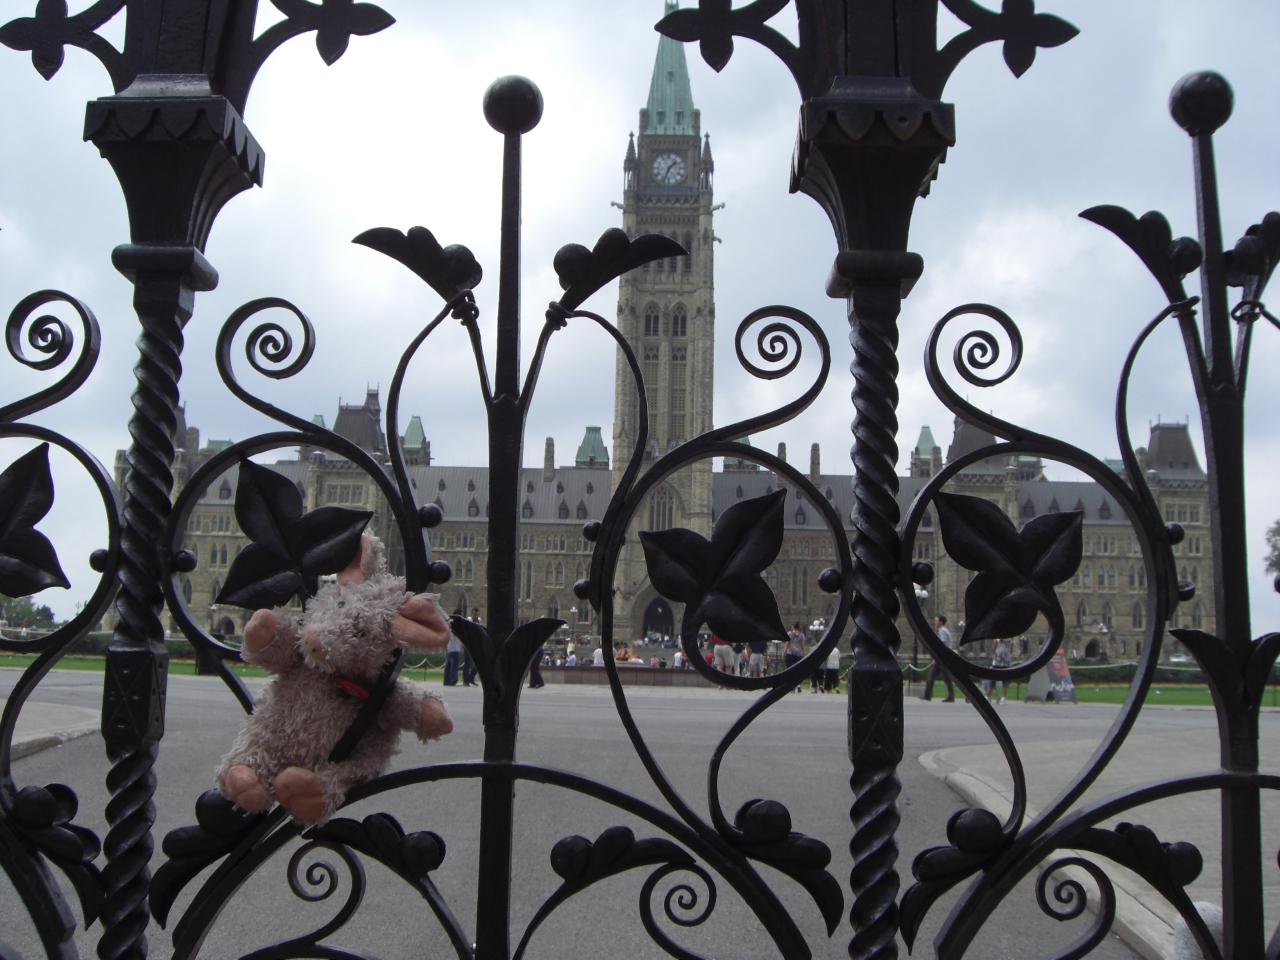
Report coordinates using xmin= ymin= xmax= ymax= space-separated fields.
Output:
xmin=0 ymin=0 xmax=1278 ymax=625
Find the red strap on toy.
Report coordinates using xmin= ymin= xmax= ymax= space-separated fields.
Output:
xmin=334 ymin=677 xmax=371 ymax=700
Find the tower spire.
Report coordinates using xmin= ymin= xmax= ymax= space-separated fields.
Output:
xmin=644 ymin=2 xmax=695 ymax=135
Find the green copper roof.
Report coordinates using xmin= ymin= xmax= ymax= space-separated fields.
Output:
xmin=723 ymin=436 xmax=759 ymax=470
xmin=644 ymin=1 xmax=695 ymax=136
xmin=403 ymin=414 xmax=426 ymax=450
xmin=914 ymin=425 xmax=938 ymax=458
xmin=207 ymin=439 xmax=234 ymax=453
xmin=311 ymin=414 xmax=326 ymax=429
xmin=575 ymin=426 xmax=609 ymax=467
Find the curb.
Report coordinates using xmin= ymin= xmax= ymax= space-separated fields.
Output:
xmin=11 ymin=720 xmax=98 ymax=761
xmin=918 ymin=748 xmax=1175 ymax=960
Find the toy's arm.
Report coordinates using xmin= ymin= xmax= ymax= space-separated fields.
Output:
xmin=241 ymin=608 xmax=302 ymax=673
xmin=391 ymin=594 xmax=450 ymax=650
xmin=384 ymin=681 xmax=453 ymax=742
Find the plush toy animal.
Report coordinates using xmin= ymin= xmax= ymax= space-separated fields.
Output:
xmin=217 ymin=534 xmax=453 ymax=825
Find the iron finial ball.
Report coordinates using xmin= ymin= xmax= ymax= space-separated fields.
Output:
xmin=1170 ymin=71 xmax=1233 ymax=136
xmin=483 ymin=76 xmax=544 ymax=135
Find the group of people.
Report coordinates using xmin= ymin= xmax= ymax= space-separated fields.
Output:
xmin=921 ymin=614 xmax=1014 ymax=704
xmin=442 ymin=606 xmax=481 ymax=687
xmin=702 ymin=622 xmax=842 ymax=691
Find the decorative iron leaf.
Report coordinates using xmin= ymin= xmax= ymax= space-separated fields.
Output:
xmin=656 ymin=0 xmax=790 ymax=74
xmin=353 ymin=225 xmax=481 ymax=302
xmin=1080 ymin=205 xmax=1202 ymax=303
xmin=216 ymin=459 xmax=371 ymax=608
xmin=6 ymin=782 xmax=102 ymax=925
xmin=1073 ymin=822 xmax=1202 ymax=896
xmin=640 ymin=490 xmax=787 ymax=643
xmin=271 ymin=0 xmax=396 ymax=66
xmin=553 ymin=229 xmax=687 ymax=312
xmin=994 ymin=0 xmax=1080 ymax=77
xmin=0 ymin=443 xmax=69 ymax=597
xmin=0 ymin=0 xmax=71 ymax=80
xmin=934 ymin=492 xmax=1081 ymax=644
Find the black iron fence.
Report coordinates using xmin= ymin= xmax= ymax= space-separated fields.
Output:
xmin=0 ymin=3 xmax=1277 ymax=960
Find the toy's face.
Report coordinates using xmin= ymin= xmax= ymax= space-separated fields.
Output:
xmin=299 ymin=582 xmax=396 ymax=680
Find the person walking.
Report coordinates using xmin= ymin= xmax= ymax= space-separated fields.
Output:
xmin=463 ymin=607 xmax=481 ymax=685
xmin=785 ymin=623 xmax=805 ymax=693
xmin=921 ymin=615 xmax=956 ymax=702
xmin=592 ymin=645 xmax=605 ymax=666
xmin=711 ymin=632 xmax=735 ymax=673
xmin=825 ymin=644 xmax=841 ymax=692
xmin=747 ymin=638 xmax=767 ymax=678
xmin=443 ymin=630 xmax=462 ymax=686
xmin=984 ymin=637 xmax=1013 ymax=704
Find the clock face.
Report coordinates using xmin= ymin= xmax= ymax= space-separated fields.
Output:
xmin=651 ymin=152 xmax=687 ymax=185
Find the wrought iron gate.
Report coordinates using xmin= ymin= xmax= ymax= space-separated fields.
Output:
xmin=0 ymin=2 xmax=1276 ymax=960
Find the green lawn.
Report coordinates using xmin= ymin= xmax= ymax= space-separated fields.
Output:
xmin=0 ymin=653 xmax=445 ymax=683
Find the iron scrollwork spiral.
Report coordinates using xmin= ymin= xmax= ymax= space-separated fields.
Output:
xmin=639 ymin=863 xmax=719 ymax=960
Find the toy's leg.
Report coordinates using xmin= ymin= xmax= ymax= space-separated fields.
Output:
xmin=274 ymin=767 xmax=326 ymax=823
xmin=420 ymin=696 xmax=453 ymax=738
xmin=222 ymin=764 xmax=271 ymax=813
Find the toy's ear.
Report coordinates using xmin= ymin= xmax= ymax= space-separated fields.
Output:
xmin=338 ymin=534 xmax=382 ymax=585
xmin=391 ymin=595 xmax=450 ymax=650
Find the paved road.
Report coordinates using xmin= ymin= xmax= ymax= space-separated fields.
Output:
xmin=0 ymin=669 xmax=1203 ymax=960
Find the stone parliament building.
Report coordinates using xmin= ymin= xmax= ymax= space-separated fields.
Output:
xmin=129 ymin=6 xmax=1211 ymax=663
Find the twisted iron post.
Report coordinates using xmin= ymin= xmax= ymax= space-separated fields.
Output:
xmin=88 ymin=90 xmax=263 ymax=958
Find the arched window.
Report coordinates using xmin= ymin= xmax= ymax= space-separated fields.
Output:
xmin=455 ymin=593 xmax=468 ymax=615
xmin=210 ymin=544 xmax=218 ymax=565
xmin=1191 ymin=603 xmax=1202 ymax=629
xmin=467 ymin=479 xmax=475 ymax=491
xmin=1138 ymin=567 xmax=1147 ymax=588
xmin=1076 ymin=602 xmax=1088 ymax=626
xmin=576 ymin=562 xmax=585 ymax=581
xmin=768 ymin=569 xmax=778 ymax=589
xmin=468 ymin=498 xmax=479 ymax=517
xmin=548 ymin=596 xmax=559 ymax=619
xmin=1102 ymin=602 xmax=1114 ymax=629
xmin=647 ymin=488 xmax=673 ymax=530
xmin=555 ymin=562 xmax=564 ymax=585
xmin=800 ymin=568 xmax=808 ymax=605
xmin=672 ymin=306 xmax=687 ymax=337
xmin=1132 ymin=602 xmax=1144 ymax=629
xmin=1128 ymin=566 xmax=1136 ymax=588
xmin=576 ymin=501 xmax=588 ymax=520
xmin=522 ymin=500 xmax=533 ymax=518
xmin=1191 ymin=566 xmax=1199 ymax=586
xmin=735 ymin=486 xmax=744 ymax=498
xmin=586 ymin=482 xmax=594 ymax=495
xmin=1107 ymin=566 xmax=1115 ymax=589
xmin=526 ymin=481 xmax=535 ymax=493
xmin=182 ymin=579 xmax=193 ymax=603
xmin=1082 ymin=567 xmax=1090 ymax=587
xmin=464 ymin=560 xmax=474 ymax=581
xmin=210 ymin=578 xmax=220 ymax=602
xmin=644 ymin=305 xmax=660 ymax=337
xmin=220 ymin=545 xmax=228 ymax=565
xmin=545 ymin=563 xmax=554 ymax=584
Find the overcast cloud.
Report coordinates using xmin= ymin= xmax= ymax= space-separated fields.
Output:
xmin=0 ymin=0 xmax=1278 ymax=626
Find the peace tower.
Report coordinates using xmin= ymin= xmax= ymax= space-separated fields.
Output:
xmin=611 ymin=0 xmax=717 ymax=639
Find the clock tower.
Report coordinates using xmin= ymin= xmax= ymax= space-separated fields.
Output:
xmin=612 ymin=0 xmax=716 ymax=640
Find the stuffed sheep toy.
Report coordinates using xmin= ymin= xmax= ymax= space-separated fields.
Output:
xmin=217 ymin=534 xmax=453 ymax=825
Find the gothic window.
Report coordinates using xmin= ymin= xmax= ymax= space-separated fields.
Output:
xmin=647 ymin=488 xmax=674 ymax=530
xmin=683 ymin=233 xmax=692 ymax=272
xmin=656 ymin=255 xmax=664 ymax=272
xmin=576 ymin=537 xmax=583 ymax=552
xmin=468 ymin=498 xmax=479 ymax=517
xmin=1132 ymin=602 xmax=1144 ymax=629
xmin=555 ymin=562 xmax=564 ymax=585
xmin=1189 ymin=505 xmax=1200 ymax=523
xmin=1102 ymin=602 xmax=1114 ymax=628
xmin=801 ymin=568 xmax=808 ymax=605
xmin=1072 ymin=569 xmax=1080 ymax=587
xmin=768 ymin=568 xmax=778 ymax=588
xmin=182 ymin=579 xmax=192 ymax=603
xmin=1138 ymin=567 xmax=1147 ymax=588
xmin=791 ymin=567 xmax=798 ymax=605
xmin=464 ymin=560 xmax=474 ymax=581
xmin=1191 ymin=603 xmax=1203 ymax=629
xmin=558 ymin=500 xmax=570 ymax=519
xmin=1082 ymin=567 xmax=1090 ymax=587
xmin=1107 ymin=566 xmax=1115 ymax=588
xmin=576 ymin=562 xmax=585 ymax=581
xmin=1128 ymin=566 xmax=1136 ymax=588
xmin=545 ymin=563 xmax=554 ymax=584
xmin=669 ymin=387 xmax=686 ymax=440
xmin=220 ymin=545 xmax=227 ymax=565
xmin=576 ymin=501 xmax=588 ymax=519
xmin=1076 ymin=602 xmax=1088 ymax=626
xmin=1191 ymin=566 xmax=1199 ymax=586
xmin=211 ymin=578 xmax=220 ymax=601
xmin=1177 ymin=504 xmax=1188 ymax=522
xmin=210 ymin=544 xmax=217 ymax=565
xmin=579 ymin=605 xmax=591 ymax=623
xmin=671 ymin=345 xmax=687 ymax=363
xmin=672 ymin=306 xmax=687 ymax=337
xmin=1097 ymin=566 xmax=1105 ymax=587
xmin=522 ymin=500 xmax=533 ymax=518
xmin=524 ymin=562 xmax=532 ymax=599
xmin=548 ymin=596 xmax=559 ymax=619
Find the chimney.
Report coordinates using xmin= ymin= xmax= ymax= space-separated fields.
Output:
xmin=931 ymin=445 xmax=943 ymax=476
xmin=809 ymin=443 xmax=820 ymax=484
xmin=543 ymin=437 xmax=555 ymax=482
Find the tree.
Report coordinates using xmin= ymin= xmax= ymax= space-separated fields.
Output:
xmin=1266 ymin=519 xmax=1280 ymax=576
xmin=0 ymin=596 xmax=55 ymax=627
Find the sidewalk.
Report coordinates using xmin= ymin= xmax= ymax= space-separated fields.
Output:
xmin=7 ymin=700 xmax=98 ymax=759
xmin=919 ymin=702 xmax=1280 ymax=960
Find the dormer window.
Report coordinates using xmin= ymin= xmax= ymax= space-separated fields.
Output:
xmin=467 ymin=479 xmax=475 ymax=491
xmin=736 ymin=486 xmax=743 ymax=498
xmin=795 ymin=507 xmax=806 ymax=525
xmin=586 ymin=482 xmax=594 ymax=495
xmin=526 ymin=481 xmax=535 ymax=494
xmin=522 ymin=500 xmax=533 ymax=518
xmin=576 ymin=501 xmax=588 ymax=520
xmin=675 ymin=111 xmax=683 ymax=125
xmin=556 ymin=481 xmax=564 ymax=494
xmin=1022 ymin=499 xmax=1035 ymax=518
xmin=438 ymin=478 xmax=446 ymax=491
xmin=467 ymin=498 xmax=479 ymax=518
xmin=558 ymin=500 xmax=570 ymax=519
xmin=656 ymin=110 xmax=666 ymax=124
